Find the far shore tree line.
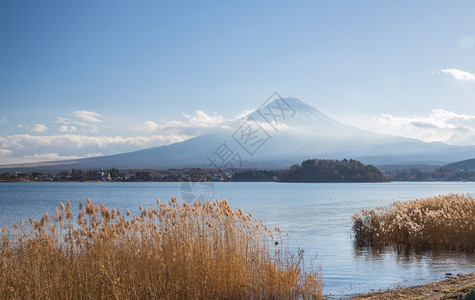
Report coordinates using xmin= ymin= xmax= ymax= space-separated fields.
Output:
xmin=386 ymin=167 xmax=475 ymax=181
xmin=1 ymin=158 xmax=475 ymax=183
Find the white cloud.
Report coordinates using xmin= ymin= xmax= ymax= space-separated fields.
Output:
xmin=0 ymin=118 xmax=7 ymax=125
xmin=1 ymin=108 xmax=254 ymax=164
xmin=378 ymin=109 xmax=475 ymax=145
xmin=163 ymin=110 xmax=227 ymax=130
xmin=135 ymin=121 xmax=160 ymax=132
xmin=441 ymin=68 xmax=475 ymax=82
xmin=31 ymin=123 xmax=48 ymax=133
xmin=231 ymin=109 xmax=255 ymax=121
xmin=0 ymin=133 xmax=193 ymax=164
xmin=74 ymin=110 xmax=103 ymax=123
xmin=134 ymin=109 xmax=248 ymax=134
xmin=59 ymin=125 xmax=77 ymax=133
xmin=184 ymin=110 xmax=225 ymax=127
xmin=0 ymin=149 xmax=12 ymax=156
xmin=56 ymin=117 xmax=97 ymax=133
xmin=18 ymin=123 xmax=48 ymax=133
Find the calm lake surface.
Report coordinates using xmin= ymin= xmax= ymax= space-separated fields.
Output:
xmin=1 ymin=181 xmax=474 ymax=297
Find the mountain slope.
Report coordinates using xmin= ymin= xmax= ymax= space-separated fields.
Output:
xmin=2 ymin=97 xmax=475 ymax=171
xmin=441 ymin=158 xmax=475 ymax=171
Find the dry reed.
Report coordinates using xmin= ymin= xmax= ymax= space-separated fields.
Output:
xmin=352 ymin=193 xmax=475 ymax=251
xmin=0 ymin=197 xmax=323 ymax=299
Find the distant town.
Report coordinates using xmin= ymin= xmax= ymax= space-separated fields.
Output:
xmin=2 ymin=158 xmax=475 ymax=182
xmin=0 ymin=168 xmax=239 ymax=182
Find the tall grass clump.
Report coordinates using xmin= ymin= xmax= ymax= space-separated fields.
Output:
xmin=0 ymin=197 xmax=323 ymax=299
xmin=352 ymin=193 xmax=475 ymax=251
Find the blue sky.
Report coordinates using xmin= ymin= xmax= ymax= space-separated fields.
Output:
xmin=1 ymin=1 xmax=475 ymax=164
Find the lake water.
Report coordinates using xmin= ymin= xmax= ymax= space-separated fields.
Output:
xmin=1 ymin=181 xmax=474 ymax=297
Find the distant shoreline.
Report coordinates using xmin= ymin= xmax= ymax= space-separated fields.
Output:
xmin=1 ymin=180 xmax=474 ymax=183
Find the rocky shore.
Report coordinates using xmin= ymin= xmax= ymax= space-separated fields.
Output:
xmin=353 ymin=273 xmax=475 ymax=299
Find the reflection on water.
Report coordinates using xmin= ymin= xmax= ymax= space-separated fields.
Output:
xmin=0 ymin=181 xmax=474 ymax=297
xmin=354 ymin=244 xmax=475 ymax=267
xmin=350 ymin=245 xmax=475 ymax=296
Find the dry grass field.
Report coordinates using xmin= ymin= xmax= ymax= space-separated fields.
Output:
xmin=352 ymin=193 xmax=475 ymax=251
xmin=0 ymin=197 xmax=322 ymax=299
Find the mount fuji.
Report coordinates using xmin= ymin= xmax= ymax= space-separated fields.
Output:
xmin=2 ymin=98 xmax=475 ymax=171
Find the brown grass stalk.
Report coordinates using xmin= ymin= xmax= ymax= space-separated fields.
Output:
xmin=352 ymin=193 xmax=475 ymax=251
xmin=0 ymin=198 xmax=323 ymax=299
